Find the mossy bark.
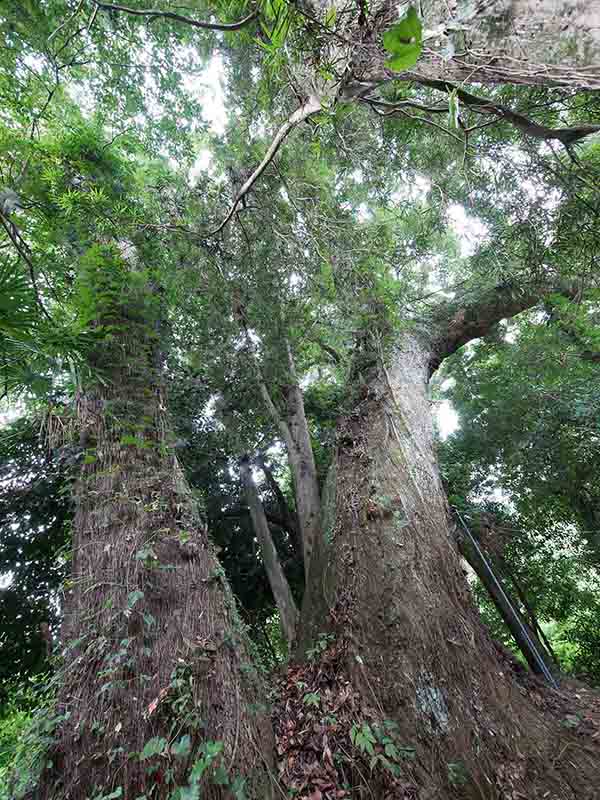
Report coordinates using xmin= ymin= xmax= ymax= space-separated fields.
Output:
xmin=37 ymin=256 xmax=273 ymax=799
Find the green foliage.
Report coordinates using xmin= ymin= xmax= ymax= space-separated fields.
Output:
xmin=0 ymin=693 xmax=32 ymax=784
xmin=439 ymin=301 xmax=600 ymax=685
xmin=350 ymin=719 xmax=415 ymax=778
xmin=306 ymin=633 xmax=334 ymax=661
xmin=302 ymin=691 xmax=321 ymax=707
xmin=0 ymin=419 xmax=70 ymax=694
xmin=1 ymin=2 xmax=600 ymax=797
xmin=382 ymin=7 xmax=423 ymax=71
xmin=0 ymin=676 xmax=59 ymax=800
xmin=350 ymin=721 xmax=376 ymax=755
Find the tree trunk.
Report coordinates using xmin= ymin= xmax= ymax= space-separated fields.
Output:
xmin=259 ymin=341 xmax=322 ymax=581
xmin=412 ymin=0 xmax=600 ymax=89
xmin=283 ymin=379 xmax=322 ymax=579
xmin=295 ymin=333 xmax=596 ymax=798
xmin=305 ymin=0 xmax=600 ymax=90
xmin=240 ymin=455 xmax=299 ymax=646
xmin=257 ymin=454 xmax=302 ymax=560
xmin=38 ymin=251 xmax=273 ymax=800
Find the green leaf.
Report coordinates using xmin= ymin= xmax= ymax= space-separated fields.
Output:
xmin=127 ymin=590 xmax=144 ymax=609
xmin=97 ymin=789 xmax=123 ymax=800
xmin=140 ymin=736 xmax=167 ymax=760
xmin=324 ymin=6 xmax=336 ymax=27
xmin=231 ymin=776 xmax=247 ymax=799
xmin=213 ymin=765 xmax=230 ymax=785
xmin=384 ymin=742 xmax=398 ymax=759
xmin=382 ymin=6 xmax=423 ymax=72
xmin=303 ymin=691 xmax=321 ymax=707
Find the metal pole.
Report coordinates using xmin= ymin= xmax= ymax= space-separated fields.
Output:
xmin=453 ymin=507 xmax=558 ymax=689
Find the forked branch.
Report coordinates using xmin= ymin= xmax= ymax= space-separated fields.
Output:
xmin=410 ymin=78 xmax=600 ymax=147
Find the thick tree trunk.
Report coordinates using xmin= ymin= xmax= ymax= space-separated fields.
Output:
xmin=240 ymin=455 xmax=299 ymax=645
xmin=38 ymin=256 xmax=273 ymax=800
xmin=307 ymin=0 xmax=600 ymax=90
xmin=413 ymin=0 xmax=600 ymax=89
xmin=296 ymin=333 xmax=596 ymax=797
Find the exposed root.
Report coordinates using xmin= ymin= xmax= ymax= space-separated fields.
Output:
xmin=273 ymin=642 xmax=600 ymax=799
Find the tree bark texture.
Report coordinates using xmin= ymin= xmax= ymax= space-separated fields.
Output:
xmin=38 ymin=260 xmax=273 ymax=800
xmin=296 ymin=332 xmax=598 ymax=798
xmin=241 ymin=456 xmax=299 ymax=645
xmin=305 ymin=0 xmax=600 ymax=89
xmin=283 ymin=379 xmax=323 ymax=580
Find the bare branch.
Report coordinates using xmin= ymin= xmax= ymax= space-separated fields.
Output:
xmin=93 ymin=1 xmax=259 ymax=32
xmin=47 ymin=0 xmax=84 ymax=43
xmin=210 ymin=97 xmax=322 ymax=235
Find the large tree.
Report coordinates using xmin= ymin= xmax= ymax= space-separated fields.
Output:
xmin=2 ymin=1 xmax=600 ymax=798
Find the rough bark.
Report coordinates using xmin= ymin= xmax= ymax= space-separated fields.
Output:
xmin=413 ymin=0 xmax=600 ymax=89
xmin=240 ymin=455 xmax=299 ymax=645
xmin=304 ymin=0 xmax=600 ymax=90
xmin=37 ymin=260 xmax=273 ymax=800
xmin=296 ymin=332 xmax=597 ymax=797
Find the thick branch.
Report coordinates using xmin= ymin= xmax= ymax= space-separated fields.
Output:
xmin=240 ymin=456 xmax=298 ymax=645
xmin=256 ymin=455 xmax=302 ymax=558
xmin=412 ymin=78 xmax=600 ymax=147
xmin=428 ymin=283 xmax=575 ymax=375
xmin=210 ymin=97 xmax=322 ymax=235
xmin=93 ymin=1 xmax=258 ymax=31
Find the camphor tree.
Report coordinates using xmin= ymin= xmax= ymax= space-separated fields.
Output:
xmin=1 ymin=0 xmax=600 ymax=798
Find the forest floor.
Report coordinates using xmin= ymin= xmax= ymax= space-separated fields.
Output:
xmin=272 ymin=642 xmax=600 ymax=799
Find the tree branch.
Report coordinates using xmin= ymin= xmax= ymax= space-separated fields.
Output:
xmin=93 ymin=1 xmax=259 ymax=31
xmin=0 ymin=212 xmax=51 ymax=321
xmin=256 ymin=454 xmax=302 ymax=556
xmin=258 ymin=381 xmax=296 ymax=455
xmin=428 ymin=283 xmax=577 ymax=375
xmin=240 ymin=456 xmax=298 ymax=645
xmin=210 ymin=97 xmax=322 ymax=235
xmin=412 ymin=78 xmax=600 ymax=147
